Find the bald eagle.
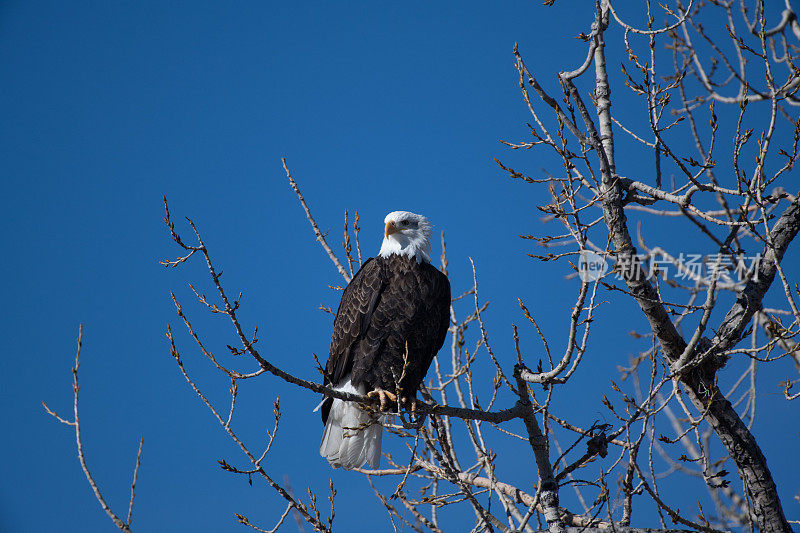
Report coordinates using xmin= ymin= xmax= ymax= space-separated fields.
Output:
xmin=318 ymin=211 xmax=451 ymax=469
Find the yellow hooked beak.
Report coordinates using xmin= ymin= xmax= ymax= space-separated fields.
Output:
xmin=385 ymin=220 xmax=400 ymax=238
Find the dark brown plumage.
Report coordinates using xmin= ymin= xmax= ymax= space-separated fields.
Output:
xmin=320 ymin=253 xmax=451 ymax=425
xmin=318 ymin=210 xmax=448 ymax=469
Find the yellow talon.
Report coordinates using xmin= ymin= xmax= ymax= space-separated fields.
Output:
xmin=367 ymin=389 xmax=398 ymax=411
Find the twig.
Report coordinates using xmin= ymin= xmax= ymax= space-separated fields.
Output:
xmin=43 ymin=325 xmax=137 ymax=532
xmin=282 ymin=158 xmax=350 ymax=283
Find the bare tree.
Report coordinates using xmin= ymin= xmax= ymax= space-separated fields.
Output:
xmin=46 ymin=1 xmax=799 ymax=532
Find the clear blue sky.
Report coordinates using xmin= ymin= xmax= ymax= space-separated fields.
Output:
xmin=1 ymin=1 xmax=797 ymax=531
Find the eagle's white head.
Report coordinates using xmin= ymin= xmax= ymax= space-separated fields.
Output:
xmin=378 ymin=211 xmax=433 ymax=264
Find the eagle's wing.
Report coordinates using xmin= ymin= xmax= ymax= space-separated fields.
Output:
xmin=325 ymin=258 xmax=387 ymax=387
xmin=421 ymin=265 xmax=451 ymax=377
xmin=433 ymin=268 xmax=451 ymax=354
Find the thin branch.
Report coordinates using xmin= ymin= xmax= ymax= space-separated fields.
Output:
xmin=43 ymin=325 xmax=136 ymax=532
xmin=282 ymin=159 xmax=350 ymax=283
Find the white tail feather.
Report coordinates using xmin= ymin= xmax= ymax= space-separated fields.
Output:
xmin=319 ymin=378 xmax=382 ymax=470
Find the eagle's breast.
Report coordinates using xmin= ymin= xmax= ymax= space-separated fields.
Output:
xmin=324 ymin=253 xmax=450 ymax=411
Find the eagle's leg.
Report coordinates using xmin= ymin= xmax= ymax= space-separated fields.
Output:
xmin=398 ymin=395 xmax=425 ymax=429
xmin=400 ymin=396 xmax=418 ymax=413
xmin=367 ymin=389 xmax=397 ymax=411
